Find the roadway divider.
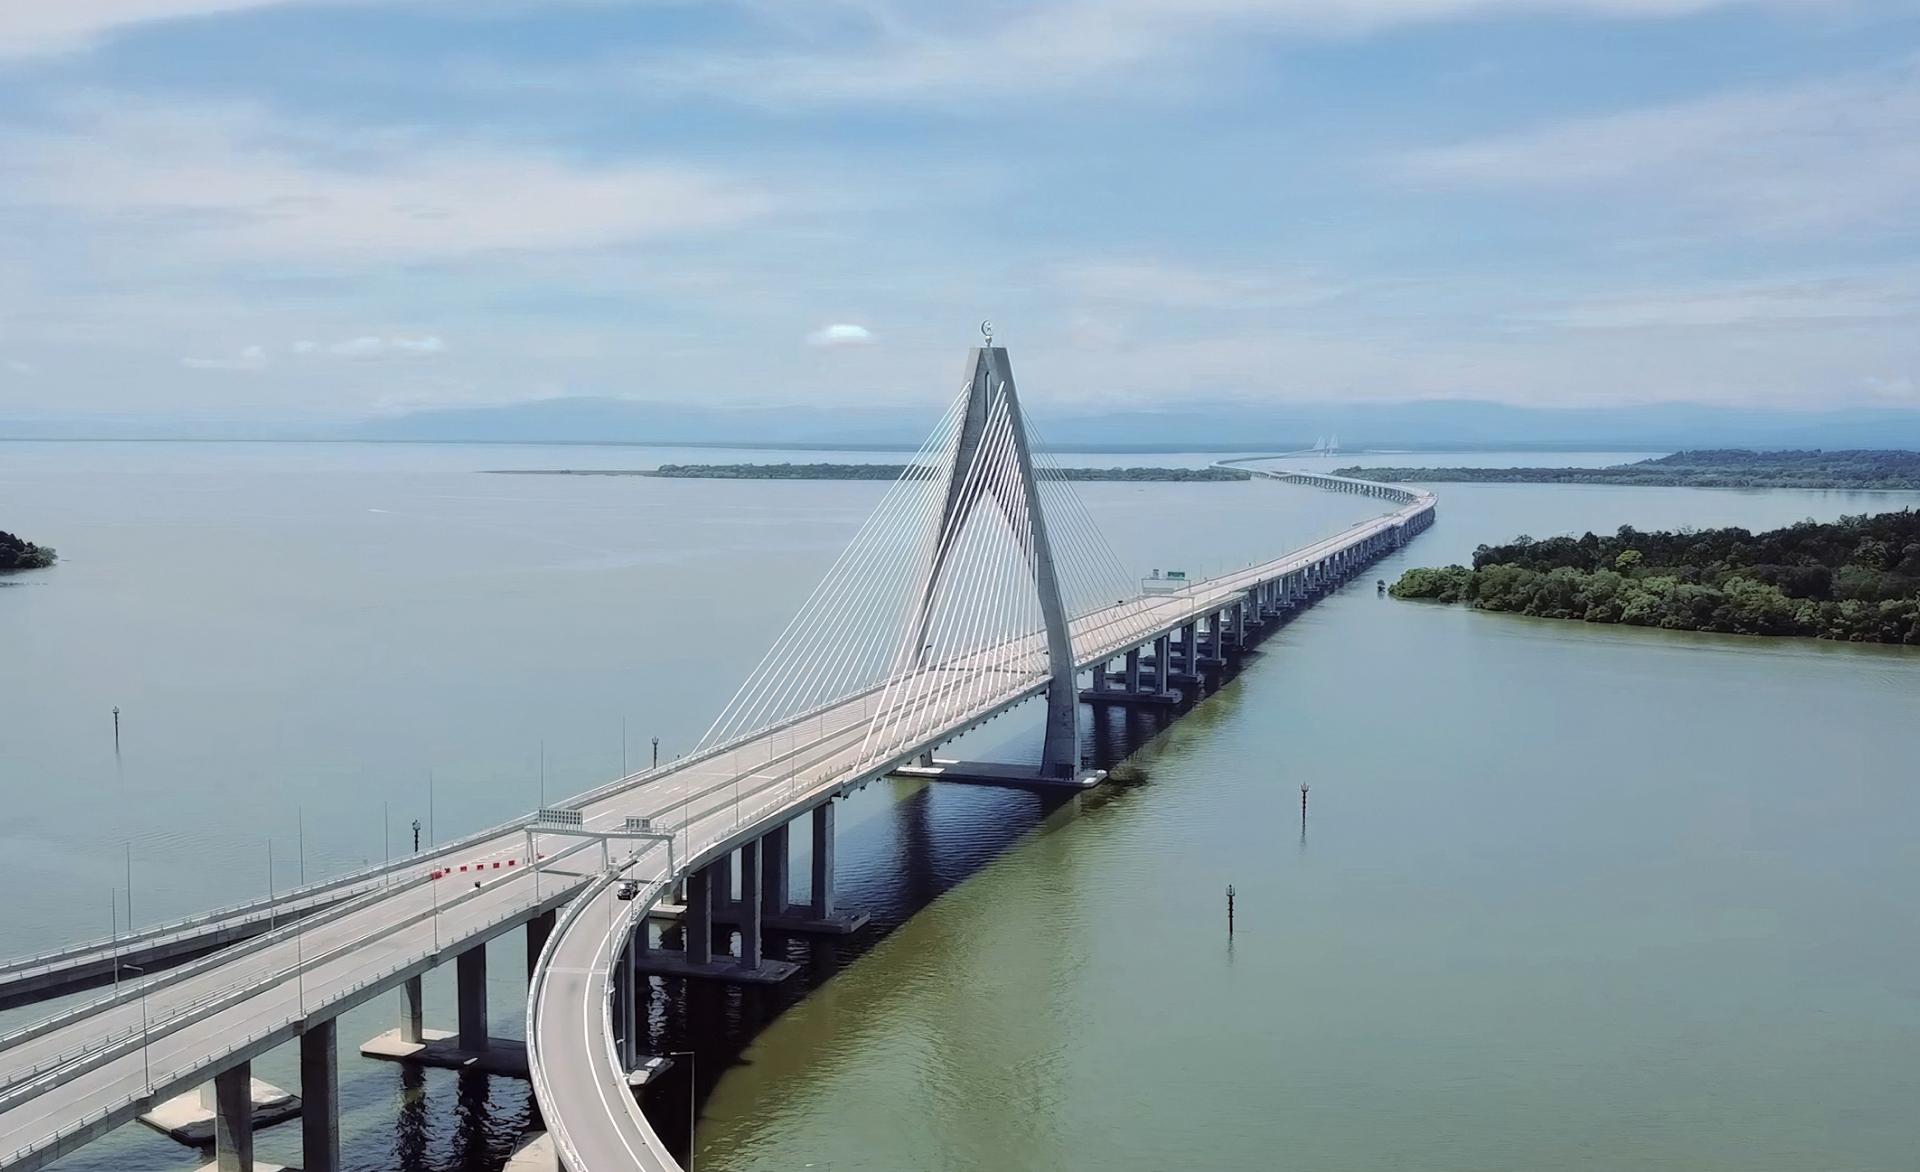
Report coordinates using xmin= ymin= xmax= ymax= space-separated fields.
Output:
xmin=0 ymin=837 xmax=605 ymax=1110
xmin=5 ymin=892 xmax=558 ymax=1172
xmin=0 ymin=872 xmax=430 ymax=1061
xmin=0 ymin=816 xmax=562 ymax=984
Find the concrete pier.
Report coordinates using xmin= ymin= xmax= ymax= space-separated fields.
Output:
xmin=737 ymin=841 xmax=763 ymax=969
xmin=456 ymin=944 xmax=488 ymax=1053
xmin=893 ymin=758 xmax=1105 ymax=789
xmin=360 ymin=1028 xmax=531 ymax=1077
xmin=810 ymin=803 xmax=835 ymax=921
xmin=213 ymin=1061 xmax=254 ymax=1172
xmin=631 ymin=856 xmax=797 ymax=983
xmin=299 ymin=1020 xmax=338 ymax=1172
xmin=138 ymin=1075 xmax=300 ymax=1147
xmin=526 ymin=910 xmax=556 ymax=981
xmin=761 ymin=823 xmax=790 ymax=917
xmin=399 ymin=975 xmax=423 ymax=1044
xmin=686 ymin=862 xmax=714 ymax=966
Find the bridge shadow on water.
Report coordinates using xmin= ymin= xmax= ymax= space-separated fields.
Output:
xmin=326 ymin=601 xmax=1313 ymax=1172
xmin=613 ymin=609 xmax=1301 ymax=1168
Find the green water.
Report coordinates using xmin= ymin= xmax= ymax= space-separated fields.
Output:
xmin=696 ymin=483 xmax=1920 ymax=1172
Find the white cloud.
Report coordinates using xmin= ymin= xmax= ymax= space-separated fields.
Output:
xmin=0 ymin=0 xmax=314 ymax=60
xmin=0 ymin=99 xmax=782 ymax=267
xmin=182 ymin=343 xmax=268 ymax=370
xmin=593 ymin=0 xmax=1801 ymax=106
xmin=321 ymin=334 xmax=447 ymax=357
xmin=1524 ymin=274 xmax=1920 ymax=330
xmin=1052 ymin=258 xmax=1342 ymax=310
xmin=329 ymin=336 xmax=385 ymax=357
xmin=806 ymin=323 xmax=874 ymax=347
xmin=1400 ymin=61 xmax=1920 ymax=235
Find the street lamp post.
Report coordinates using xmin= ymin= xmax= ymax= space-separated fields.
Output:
xmin=297 ymin=809 xmax=307 ymax=1015
xmin=124 ymin=963 xmax=152 ymax=1092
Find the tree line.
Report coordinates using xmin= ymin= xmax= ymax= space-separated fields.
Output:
xmin=1390 ymin=509 xmax=1920 ymax=644
xmin=1339 ymin=449 xmax=1920 ymax=490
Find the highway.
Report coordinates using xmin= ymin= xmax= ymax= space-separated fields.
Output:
xmin=528 ymin=469 xmax=1435 ymax=1172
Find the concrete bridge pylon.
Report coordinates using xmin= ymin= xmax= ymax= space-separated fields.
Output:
xmin=904 ymin=345 xmax=1079 ymax=778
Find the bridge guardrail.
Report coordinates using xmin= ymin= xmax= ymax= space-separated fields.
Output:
xmin=0 ymin=815 xmax=558 ymax=982
xmin=0 ymin=850 xmax=596 ymax=1112
xmin=3 ymin=894 xmax=548 ymax=1172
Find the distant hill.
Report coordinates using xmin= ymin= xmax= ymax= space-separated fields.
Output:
xmin=9 ymin=396 xmax=1920 ymax=451
xmin=345 ymin=397 xmax=1920 ymax=452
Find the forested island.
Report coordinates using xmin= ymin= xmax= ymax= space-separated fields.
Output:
xmin=488 ymin=463 xmax=1252 ymax=482
xmin=0 ymin=530 xmax=56 ymax=570
xmin=1338 ymin=449 xmax=1920 ymax=490
xmin=1390 ymin=510 xmax=1920 ymax=644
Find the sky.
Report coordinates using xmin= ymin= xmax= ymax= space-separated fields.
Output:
xmin=0 ymin=0 xmax=1917 ymax=423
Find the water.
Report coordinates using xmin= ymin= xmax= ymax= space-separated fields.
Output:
xmin=3 ymin=443 xmax=1916 ymax=1171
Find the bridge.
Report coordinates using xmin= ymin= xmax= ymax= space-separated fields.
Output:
xmin=0 ymin=342 xmax=1432 ymax=1172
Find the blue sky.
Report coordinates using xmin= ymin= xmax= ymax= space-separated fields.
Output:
xmin=0 ymin=0 xmax=1916 ymax=421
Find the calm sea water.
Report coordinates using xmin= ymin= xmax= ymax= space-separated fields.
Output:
xmin=3 ymin=442 xmax=1917 ymax=1171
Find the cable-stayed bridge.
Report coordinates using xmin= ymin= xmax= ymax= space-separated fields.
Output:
xmin=0 ymin=342 xmax=1432 ymax=1172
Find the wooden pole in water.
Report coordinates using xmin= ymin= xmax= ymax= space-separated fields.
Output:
xmin=1226 ymin=884 xmax=1235 ymax=937
xmin=1301 ymin=784 xmax=1309 ymax=824
xmin=112 ymin=707 xmax=120 ymax=754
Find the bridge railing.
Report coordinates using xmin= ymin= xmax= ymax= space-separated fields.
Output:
xmin=0 ymin=813 xmax=555 ymax=982
xmin=4 ymin=893 xmax=548 ymax=1172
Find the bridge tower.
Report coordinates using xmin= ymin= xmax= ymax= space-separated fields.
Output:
xmin=906 ymin=341 xmax=1080 ymax=777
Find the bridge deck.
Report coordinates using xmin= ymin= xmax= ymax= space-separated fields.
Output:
xmin=529 ymin=468 xmax=1435 ymax=1172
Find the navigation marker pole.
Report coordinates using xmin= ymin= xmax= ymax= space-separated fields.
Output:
xmin=112 ymin=706 xmax=120 ymax=755
xmin=669 ymin=1048 xmax=699 ymax=1171
xmin=1226 ymin=884 xmax=1235 ymax=938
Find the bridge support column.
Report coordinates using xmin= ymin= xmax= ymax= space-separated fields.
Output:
xmin=300 ymin=1019 xmax=340 ymax=1172
xmin=526 ymin=909 xmax=556 ymax=983
xmin=1181 ymin=622 xmax=1197 ymax=668
xmin=687 ymin=863 xmax=715 ymax=966
xmin=1236 ymin=599 xmax=1250 ymax=647
xmin=456 ymin=944 xmax=488 ymax=1053
xmin=761 ymin=823 xmax=790 ymax=917
xmin=629 ymin=846 xmax=797 ymax=984
xmin=399 ymin=975 xmax=424 ymax=1044
xmin=1153 ymin=634 xmax=1171 ymax=689
xmin=616 ymin=938 xmax=637 ymax=1070
xmin=737 ymin=840 xmax=763 ymax=969
xmin=1124 ymin=648 xmax=1141 ymax=691
xmin=810 ymin=802 xmax=837 ymax=920
xmin=212 ymin=1061 xmax=254 ymax=1172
